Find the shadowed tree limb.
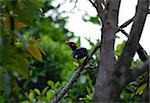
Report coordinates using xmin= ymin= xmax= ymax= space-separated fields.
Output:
xmin=50 ymin=42 xmax=101 ymax=103
xmin=142 ymin=85 xmax=149 ymax=102
xmin=129 ymin=58 xmax=149 ymax=82
xmin=118 ymin=28 xmax=148 ymax=62
xmin=136 ymin=45 xmax=148 ymax=61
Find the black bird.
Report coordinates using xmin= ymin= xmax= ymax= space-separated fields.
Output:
xmin=64 ymin=41 xmax=88 ymax=62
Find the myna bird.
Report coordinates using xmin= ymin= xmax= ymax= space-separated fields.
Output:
xmin=64 ymin=41 xmax=88 ymax=63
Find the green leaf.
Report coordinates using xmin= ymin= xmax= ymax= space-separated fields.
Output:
xmin=120 ymin=90 xmax=130 ymax=100
xmin=86 ymin=95 xmax=92 ymax=100
xmin=131 ymin=59 xmax=142 ymax=68
xmin=29 ymin=91 xmax=35 ymax=101
xmin=42 ymin=86 xmax=49 ymax=95
xmin=115 ymin=40 xmax=126 ymax=57
xmin=24 ymin=0 xmax=42 ymax=19
xmin=47 ymin=80 xmax=54 ymax=89
xmin=34 ymin=88 xmax=41 ymax=96
xmin=21 ymin=100 xmax=30 ymax=103
xmin=135 ymin=83 xmax=147 ymax=95
xmin=54 ymin=81 xmax=60 ymax=88
xmin=27 ymin=40 xmax=43 ymax=61
xmin=76 ymin=37 xmax=81 ymax=47
xmin=0 ymin=37 xmax=13 ymax=65
xmin=83 ymin=16 xmax=101 ymax=24
xmin=46 ymin=90 xmax=54 ymax=100
xmin=115 ymin=35 xmax=120 ymax=39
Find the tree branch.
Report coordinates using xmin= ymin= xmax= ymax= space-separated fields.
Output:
xmin=119 ymin=16 xmax=134 ymax=29
xmin=50 ymin=42 xmax=101 ymax=103
xmin=113 ymin=0 xmax=149 ymax=100
xmin=129 ymin=58 xmax=149 ymax=82
xmin=70 ymin=0 xmax=78 ymax=11
xmin=88 ymin=0 xmax=105 ymax=23
xmin=136 ymin=45 xmax=148 ymax=61
xmin=118 ymin=28 xmax=148 ymax=62
xmin=116 ymin=0 xmax=149 ymax=71
xmin=95 ymin=0 xmax=105 ymax=23
xmin=88 ymin=0 xmax=97 ymax=8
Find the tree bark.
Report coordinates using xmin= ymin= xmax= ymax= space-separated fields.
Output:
xmin=94 ymin=0 xmax=149 ymax=102
xmin=94 ymin=0 xmax=121 ymax=103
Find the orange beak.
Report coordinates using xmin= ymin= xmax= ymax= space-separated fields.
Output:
xmin=64 ymin=41 xmax=69 ymax=45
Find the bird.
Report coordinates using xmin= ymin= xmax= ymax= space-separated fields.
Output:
xmin=64 ymin=41 xmax=88 ymax=63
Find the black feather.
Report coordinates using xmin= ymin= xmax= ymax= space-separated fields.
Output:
xmin=73 ymin=47 xmax=88 ymax=59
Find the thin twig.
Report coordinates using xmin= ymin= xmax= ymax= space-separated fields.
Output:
xmin=69 ymin=0 xmax=78 ymax=11
xmin=119 ymin=16 xmax=134 ymax=29
xmin=50 ymin=42 xmax=101 ymax=103
xmin=88 ymin=0 xmax=97 ymax=8
xmin=118 ymin=27 xmax=129 ymax=37
xmin=88 ymin=0 xmax=105 ymax=23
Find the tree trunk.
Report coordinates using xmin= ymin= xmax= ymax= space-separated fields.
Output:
xmin=94 ymin=0 xmax=121 ymax=102
xmin=94 ymin=0 xmax=149 ymax=102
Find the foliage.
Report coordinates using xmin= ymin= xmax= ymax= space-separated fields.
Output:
xmin=83 ymin=15 xmax=101 ymax=25
xmin=120 ymin=72 xmax=148 ymax=102
xmin=22 ymin=80 xmax=63 ymax=103
xmin=0 ymin=0 xmax=76 ymax=102
xmin=115 ymin=40 xmax=126 ymax=58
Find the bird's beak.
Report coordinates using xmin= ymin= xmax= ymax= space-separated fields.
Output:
xmin=64 ymin=41 xmax=69 ymax=45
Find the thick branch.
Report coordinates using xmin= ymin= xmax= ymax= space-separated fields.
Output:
xmin=136 ymin=44 xmax=148 ymax=61
xmin=50 ymin=42 xmax=101 ymax=103
xmin=113 ymin=0 xmax=149 ymax=100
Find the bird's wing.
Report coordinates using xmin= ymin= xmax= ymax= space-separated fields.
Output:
xmin=73 ymin=48 xmax=88 ymax=59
